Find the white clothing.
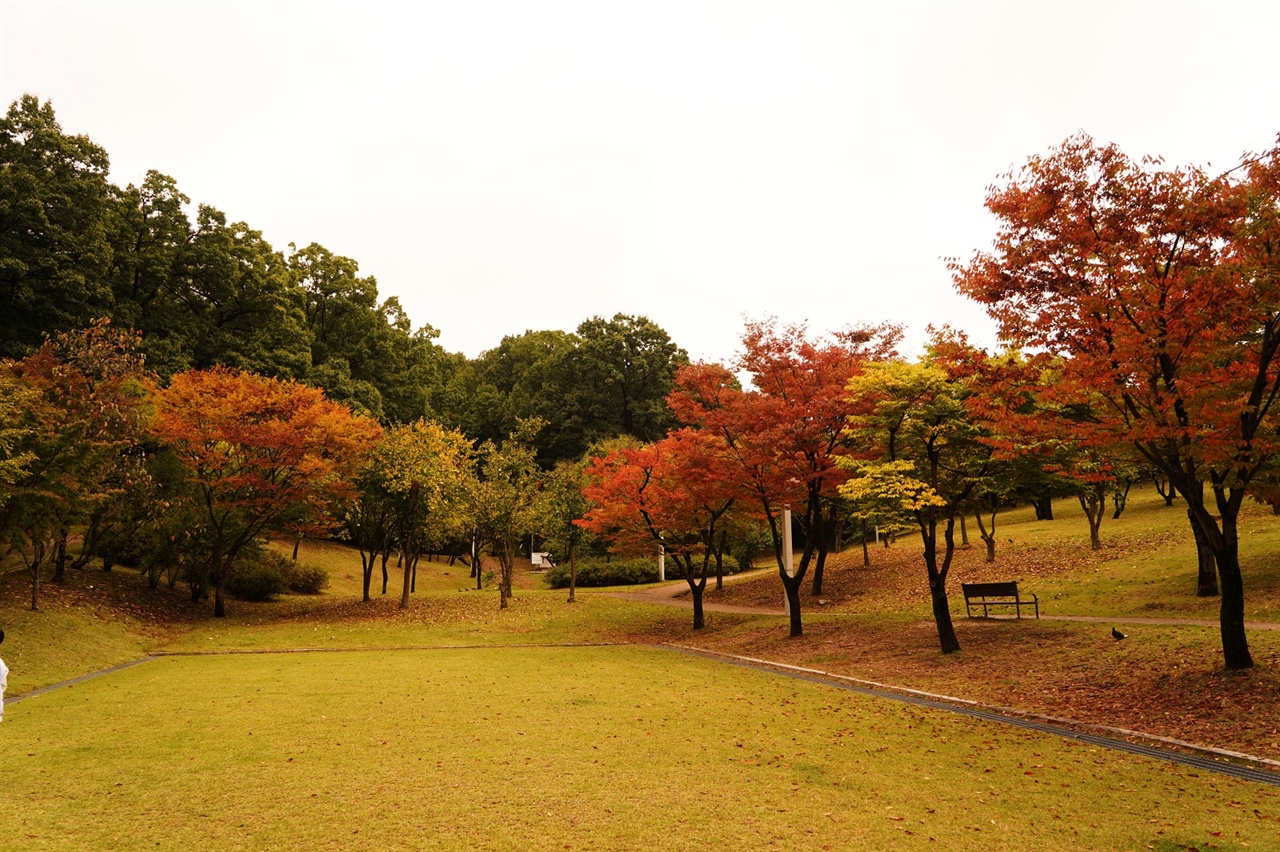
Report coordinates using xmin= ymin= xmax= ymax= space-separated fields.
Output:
xmin=0 ymin=656 xmax=7 ymax=721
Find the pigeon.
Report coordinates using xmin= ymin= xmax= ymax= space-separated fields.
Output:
xmin=1112 ymin=627 xmax=1128 ymax=641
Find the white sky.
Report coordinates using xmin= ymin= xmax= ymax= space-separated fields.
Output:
xmin=2 ymin=1 xmax=1278 ymax=363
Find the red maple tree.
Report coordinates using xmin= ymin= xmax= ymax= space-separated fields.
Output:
xmin=668 ymin=319 xmax=899 ymax=636
xmin=952 ymin=133 xmax=1280 ymax=669
xmin=579 ymin=428 xmax=736 ymax=629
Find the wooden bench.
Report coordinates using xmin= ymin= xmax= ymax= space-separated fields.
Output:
xmin=961 ymin=581 xmax=1039 ymax=619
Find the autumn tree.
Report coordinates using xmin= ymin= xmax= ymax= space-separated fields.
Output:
xmin=842 ymin=356 xmax=994 ymax=654
xmin=365 ymin=420 xmax=472 ymax=608
xmin=669 ymin=319 xmax=899 ymax=636
xmin=0 ymin=321 xmax=151 ymax=609
xmin=580 ymin=429 xmax=736 ymax=628
xmin=150 ymin=368 xmax=380 ymax=616
xmin=952 ymin=133 xmax=1280 ymax=669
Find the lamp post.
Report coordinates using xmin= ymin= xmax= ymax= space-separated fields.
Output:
xmin=782 ymin=503 xmax=794 ymax=614
xmin=658 ymin=543 xmax=665 ymax=582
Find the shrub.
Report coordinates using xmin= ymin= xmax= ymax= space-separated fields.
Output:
xmin=226 ymin=549 xmax=291 ymax=601
xmin=287 ymin=561 xmax=330 ymax=595
xmin=544 ymin=556 xmax=660 ymax=588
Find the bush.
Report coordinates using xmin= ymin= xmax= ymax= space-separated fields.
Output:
xmin=226 ymin=549 xmax=291 ymax=601
xmin=544 ymin=556 xmax=660 ymax=588
xmin=287 ymin=561 xmax=330 ymax=595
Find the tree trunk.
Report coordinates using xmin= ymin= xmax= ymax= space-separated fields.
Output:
xmin=213 ymin=558 xmax=227 ymax=618
xmin=690 ymin=583 xmax=705 ymax=629
xmin=1213 ymin=509 xmax=1252 ymax=670
xmin=1183 ymin=484 xmax=1252 ymax=670
xmin=973 ymin=504 xmax=997 ymax=563
xmin=1188 ymin=509 xmax=1219 ymax=597
xmin=861 ymin=519 xmax=870 ymax=567
xmin=567 ymin=541 xmax=576 ymax=603
xmin=399 ymin=548 xmax=413 ymax=609
xmin=499 ymin=543 xmax=513 ymax=609
xmin=359 ymin=548 xmax=374 ymax=602
xmin=28 ymin=541 xmax=45 ymax=611
xmin=714 ymin=530 xmax=727 ymax=591
xmin=1111 ymin=480 xmax=1132 ymax=519
xmin=1154 ymin=476 xmax=1176 ymax=507
xmin=782 ymin=573 xmax=803 ymax=637
xmin=1033 ymin=493 xmax=1054 ymax=520
xmin=959 ymin=514 xmax=970 ymax=548
xmin=920 ymin=518 xmax=960 ymax=654
xmin=292 ymin=534 xmax=302 ymax=561
xmin=381 ymin=551 xmax=390 ymax=595
xmin=1078 ymin=488 xmax=1104 ymax=550
xmin=52 ymin=529 xmax=68 ymax=583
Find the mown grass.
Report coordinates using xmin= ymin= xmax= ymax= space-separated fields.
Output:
xmin=4 ymin=645 xmax=1278 ymax=851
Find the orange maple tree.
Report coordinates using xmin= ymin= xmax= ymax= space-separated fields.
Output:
xmin=149 ymin=367 xmax=381 ymax=616
xmin=952 ymin=133 xmax=1280 ymax=670
xmin=579 ymin=429 xmax=736 ymax=629
xmin=668 ymin=319 xmax=899 ymax=636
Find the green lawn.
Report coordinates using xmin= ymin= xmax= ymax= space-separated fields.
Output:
xmin=4 ymin=645 xmax=1277 ymax=851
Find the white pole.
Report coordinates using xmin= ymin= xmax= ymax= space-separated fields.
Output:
xmin=658 ymin=544 xmax=665 ymax=582
xmin=782 ymin=505 xmax=793 ymax=614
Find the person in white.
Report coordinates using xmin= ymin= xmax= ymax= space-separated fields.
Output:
xmin=0 ymin=628 xmax=7 ymax=722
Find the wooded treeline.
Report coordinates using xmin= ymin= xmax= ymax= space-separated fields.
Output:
xmin=0 ymin=95 xmax=686 ymax=462
xmin=4 ymin=95 xmax=1280 ymax=676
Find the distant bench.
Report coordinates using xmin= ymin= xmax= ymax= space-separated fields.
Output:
xmin=961 ymin=581 xmax=1039 ymax=619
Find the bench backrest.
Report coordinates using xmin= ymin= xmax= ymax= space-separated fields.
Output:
xmin=962 ymin=581 xmax=1019 ymax=597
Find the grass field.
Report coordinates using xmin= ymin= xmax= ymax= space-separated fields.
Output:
xmin=5 ymin=645 xmax=1279 ymax=851
xmin=5 ymin=483 xmax=1280 ymax=849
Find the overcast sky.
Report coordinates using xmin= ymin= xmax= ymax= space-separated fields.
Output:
xmin=2 ymin=1 xmax=1278 ymax=363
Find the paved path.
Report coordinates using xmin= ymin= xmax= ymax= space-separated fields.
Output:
xmin=604 ymin=576 xmax=1280 ymax=630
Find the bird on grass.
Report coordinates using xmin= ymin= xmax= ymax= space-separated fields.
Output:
xmin=1112 ymin=627 xmax=1128 ymax=641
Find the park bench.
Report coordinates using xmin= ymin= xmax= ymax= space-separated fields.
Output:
xmin=961 ymin=581 xmax=1039 ymax=619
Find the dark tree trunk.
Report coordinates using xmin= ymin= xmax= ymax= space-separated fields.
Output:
xmin=1180 ymin=482 xmax=1252 ymax=670
xmin=714 ymin=530 xmax=727 ymax=591
xmin=381 ymin=551 xmax=390 ymax=595
xmin=1154 ymin=476 xmax=1176 ymax=507
xmin=1033 ymin=493 xmax=1054 ymax=520
xmin=399 ymin=548 xmax=414 ymax=609
xmin=959 ymin=513 xmax=970 ymax=548
xmin=1188 ymin=509 xmax=1219 ymax=597
xmin=360 ymin=547 xmax=377 ymax=602
xmin=782 ymin=572 xmax=803 ymax=637
xmin=861 ymin=519 xmax=870 ymax=567
xmin=567 ymin=541 xmax=576 ymax=603
xmin=292 ymin=534 xmax=302 ymax=561
xmin=1215 ymin=514 xmax=1252 ymax=670
xmin=1111 ymin=480 xmax=1132 ymax=519
xmin=920 ymin=515 xmax=960 ymax=654
xmin=52 ymin=529 xmax=68 ymax=583
xmin=213 ymin=559 xmax=227 ymax=618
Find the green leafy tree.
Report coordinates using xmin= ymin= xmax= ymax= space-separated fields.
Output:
xmin=466 ymin=421 xmax=545 ymax=609
xmin=0 ymin=95 xmax=114 ymax=355
xmin=369 ymin=420 xmax=473 ymax=608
